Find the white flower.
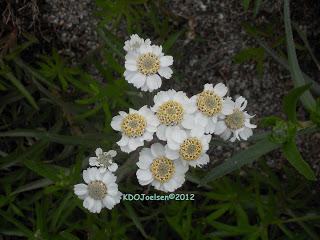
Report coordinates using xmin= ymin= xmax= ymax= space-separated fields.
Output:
xmin=124 ymin=34 xmax=151 ymax=53
xmin=189 ymin=83 xmax=234 ymax=134
xmin=124 ymin=42 xmax=173 ymax=92
xmin=74 ymin=167 xmax=122 ymax=213
xmin=165 ymin=127 xmax=212 ymax=168
xmin=111 ymin=105 xmax=159 ymax=153
xmin=214 ymin=96 xmax=256 ymax=142
xmin=151 ymin=89 xmax=197 ymax=141
xmin=136 ymin=143 xmax=188 ymax=192
xmin=89 ymin=148 xmax=118 ymax=172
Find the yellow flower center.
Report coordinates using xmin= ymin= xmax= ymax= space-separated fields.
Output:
xmin=87 ymin=180 xmax=107 ymax=200
xmin=179 ymin=137 xmax=203 ymax=161
xmin=121 ymin=113 xmax=147 ymax=137
xmin=225 ymin=109 xmax=245 ymax=130
xmin=150 ymin=157 xmax=175 ymax=183
xmin=157 ymin=100 xmax=184 ymax=126
xmin=137 ymin=53 xmax=160 ymax=75
xmin=196 ymin=90 xmax=222 ymax=116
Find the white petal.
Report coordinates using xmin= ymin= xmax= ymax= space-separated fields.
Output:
xmin=181 ymin=114 xmax=195 ymax=129
xmin=239 ymin=127 xmax=253 ymax=140
xmin=103 ymin=196 xmax=116 ymax=210
xmin=108 ymin=163 xmax=118 ymax=172
xmin=245 ymin=121 xmax=257 ymax=128
xmin=117 ymin=135 xmax=129 ymax=146
xmin=235 ymin=96 xmax=247 ymax=110
xmin=194 ymin=112 xmax=208 ymax=127
xmin=128 ymin=138 xmax=143 ymax=151
xmin=136 ymin=169 xmax=153 ymax=181
xmin=130 ymin=72 xmax=146 ymax=88
xmin=160 ymin=56 xmax=173 ymax=67
xmin=221 ymin=98 xmax=234 ymax=115
xmin=107 ymin=150 xmax=117 ymax=157
xmin=125 ymin=61 xmax=137 ymax=71
xmin=95 ymin=148 xmax=103 ymax=156
xmin=213 ymin=83 xmax=228 ymax=97
xmin=111 ymin=115 xmax=123 ymax=131
xmin=156 ymin=124 xmax=167 ymax=141
xmin=204 ymin=119 xmax=216 ymax=134
xmin=83 ymin=197 xmax=95 ymax=211
xmin=165 ymin=145 xmax=179 ymax=160
xmin=220 ymin=129 xmax=232 ymax=141
xmin=204 ymin=83 xmax=214 ymax=91
xmin=146 ymin=74 xmax=162 ymax=91
xmin=83 ymin=169 xmax=90 ymax=184
xmin=151 ymin=143 xmax=165 ymax=157
xmin=190 ymin=126 xmax=205 ymax=138
xmin=214 ymin=121 xmax=227 ymax=135
xmin=167 ymin=127 xmax=186 ymax=144
xmin=74 ymin=184 xmax=88 ymax=196
xmin=158 ymin=67 xmax=173 ymax=79
xmin=89 ymin=157 xmax=98 ymax=166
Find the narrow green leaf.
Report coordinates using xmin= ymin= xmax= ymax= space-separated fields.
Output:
xmin=243 ymin=0 xmax=251 ymax=11
xmin=253 ymin=0 xmax=263 ymax=17
xmin=23 ymin=160 xmax=63 ymax=182
xmin=201 ymin=137 xmax=280 ymax=185
xmin=123 ymin=202 xmax=149 ymax=239
xmin=0 ymin=129 xmax=106 ymax=146
xmin=12 ymin=179 xmax=53 ymax=195
xmin=256 ymin=39 xmax=320 ymax=95
xmin=0 ymin=210 xmax=33 ymax=238
xmin=282 ymin=138 xmax=316 ymax=180
xmin=283 ymin=84 xmax=311 ymax=123
xmin=284 ymin=0 xmax=316 ymax=111
xmin=4 ymin=72 xmax=39 ymax=110
xmin=163 ymin=30 xmax=184 ymax=52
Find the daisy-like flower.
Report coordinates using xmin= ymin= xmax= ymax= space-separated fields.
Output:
xmin=124 ymin=42 xmax=173 ymax=92
xmin=111 ymin=105 xmax=159 ymax=153
xmin=214 ymin=96 xmax=256 ymax=142
xmin=89 ymin=148 xmax=118 ymax=172
xmin=165 ymin=127 xmax=212 ymax=168
xmin=123 ymin=34 xmax=151 ymax=53
xmin=151 ymin=89 xmax=197 ymax=141
xmin=188 ymin=83 xmax=234 ymax=134
xmin=136 ymin=143 xmax=188 ymax=192
xmin=74 ymin=168 xmax=122 ymax=213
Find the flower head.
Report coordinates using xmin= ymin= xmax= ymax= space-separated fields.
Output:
xmin=189 ymin=83 xmax=234 ymax=134
xmin=136 ymin=143 xmax=188 ymax=192
xmin=151 ymin=89 xmax=197 ymax=141
xmin=165 ymin=127 xmax=212 ymax=168
xmin=111 ymin=105 xmax=159 ymax=153
xmin=74 ymin=168 xmax=122 ymax=213
xmin=89 ymin=148 xmax=118 ymax=172
xmin=124 ymin=34 xmax=151 ymax=52
xmin=214 ymin=96 xmax=256 ymax=142
xmin=124 ymin=43 xmax=173 ymax=92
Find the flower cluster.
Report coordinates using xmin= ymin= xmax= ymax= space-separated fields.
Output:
xmin=74 ymin=148 xmax=122 ymax=213
xmin=74 ymin=34 xmax=256 ymax=212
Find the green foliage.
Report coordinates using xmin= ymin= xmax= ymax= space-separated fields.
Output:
xmin=233 ymin=47 xmax=265 ymax=78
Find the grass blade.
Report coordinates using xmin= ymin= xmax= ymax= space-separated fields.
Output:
xmin=4 ymin=72 xmax=39 ymax=110
xmin=283 ymin=84 xmax=312 ymax=123
xmin=201 ymin=137 xmax=280 ymax=185
xmin=282 ymin=138 xmax=316 ymax=181
xmin=284 ymin=0 xmax=316 ymax=111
